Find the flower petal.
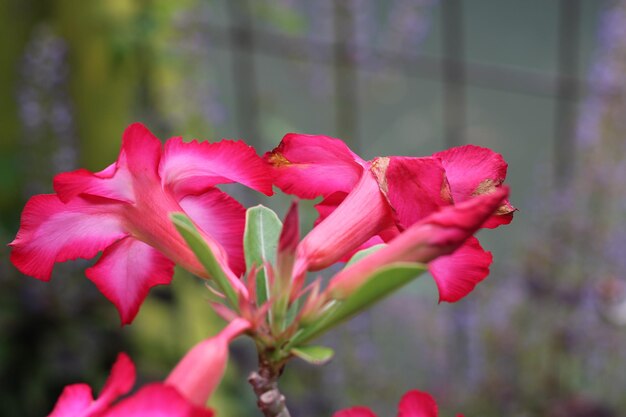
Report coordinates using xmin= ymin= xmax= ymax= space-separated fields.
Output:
xmin=48 ymin=353 xmax=135 ymax=417
xmin=384 ymin=156 xmax=452 ymax=229
xmin=53 ymin=164 xmax=134 ymax=204
xmin=333 ymin=407 xmax=378 ymax=417
xmin=9 ymin=195 xmax=127 ymax=281
xmin=95 ymin=353 xmax=136 ymax=410
xmin=48 ymin=384 xmax=94 ymax=417
xmin=313 ymin=191 xmax=347 ymax=224
xmin=265 ymin=133 xmax=366 ymax=199
xmin=397 ymin=390 xmax=438 ymax=417
xmin=166 ymin=319 xmax=250 ymax=407
xmin=326 ymin=188 xmax=507 ymax=299
xmin=120 ymin=122 xmax=163 ymax=180
xmin=428 ymin=237 xmax=493 ymax=303
xmin=296 ymin=170 xmax=395 ymax=274
xmin=178 ymin=189 xmax=247 ymax=277
xmin=433 ymin=145 xmax=515 ymax=228
xmin=160 ymin=137 xmax=273 ymax=198
xmin=53 ymin=123 xmax=162 ymax=203
xmin=85 ymin=237 xmax=174 ymax=325
xmin=103 ymin=384 xmax=213 ymax=417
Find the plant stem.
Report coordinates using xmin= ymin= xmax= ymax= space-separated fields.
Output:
xmin=248 ymin=356 xmax=291 ymax=417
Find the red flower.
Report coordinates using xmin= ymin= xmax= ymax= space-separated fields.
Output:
xmin=266 ymin=134 xmax=515 ymax=302
xmin=48 ymin=319 xmax=249 ymax=417
xmin=333 ymin=390 xmax=464 ymax=417
xmin=10 ymin=123 xmax=273 ymax=324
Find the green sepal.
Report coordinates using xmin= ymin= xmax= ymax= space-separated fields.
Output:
xmin=288 ymin=262 xmax=427 ymax=347
xmin=243 ymin=205 xmax=282 ymax=306
xmin=291 ymin=345 xmax=335 ymax=365
xmin=170 ymin=213 xmax=239 ymax=309
xmin=344 ymin=244 xmax=386 ymax=268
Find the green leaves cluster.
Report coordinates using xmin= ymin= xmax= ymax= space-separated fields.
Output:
xmin=172 ymin=206 xmax=426 ymax=367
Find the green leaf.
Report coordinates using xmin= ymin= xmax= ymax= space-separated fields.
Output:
xmin=244 ymin=205 xmax=282 ymax=306
xmin=291 ymin=345 xmax=335 ymax=365
xmin=288 ymin=262 xmax=427 ymax=346
xmin=345 ymin=244 xmax=386 ymax=268
xmin=170 ymin=213 xmax=239 ymax=309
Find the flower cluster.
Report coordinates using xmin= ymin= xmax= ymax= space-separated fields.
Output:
xmin=10 ymin=124 xmax=514 ymax=416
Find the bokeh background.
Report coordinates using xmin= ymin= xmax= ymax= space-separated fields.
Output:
xmin=2 ymin=0 xmax=626 ymax=416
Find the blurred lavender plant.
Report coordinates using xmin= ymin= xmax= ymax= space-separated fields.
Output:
xmin=17 ymin=25 xmax=78 ymax=196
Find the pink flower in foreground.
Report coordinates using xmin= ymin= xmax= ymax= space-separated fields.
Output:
xmin=48 ymin=319 xmax=250 ymax=417
xmin=333 ymin=389 xmax=464 ymax=417
xmin=48 ymin=353 xmax=212 ymax=417
xmin=266 ymin=134 xmax=515 ymax=302
xmin=166 ymin=318 xmax=250 ymax=407
xmin=10 ymin=123 xmax=273 ymax=324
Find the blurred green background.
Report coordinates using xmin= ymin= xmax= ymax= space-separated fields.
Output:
xmin=2 ymin=0 xmax=626 ymax=416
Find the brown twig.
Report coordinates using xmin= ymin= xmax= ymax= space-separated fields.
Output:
xmin=248 ymin=356 xmax=291 ymax=417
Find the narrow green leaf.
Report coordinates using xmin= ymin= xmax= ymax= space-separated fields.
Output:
xmin=345 ymin=244 xmax=386 ymax=268
xmin=243 ymin=205 xmax=282 ymax=305
xmin=291 ymin=345 xmax=335 ymax=365
xmin=170 ymin=213 xmax=239 ymax=309
xmin=288 ymin=262 xmax=426 ymax=346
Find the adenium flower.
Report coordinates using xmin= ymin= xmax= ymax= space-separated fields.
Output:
xmin=48 ymin=319 xmax=250 ymax=417
xmin=10 ymin=123 xmax=273 ymax=324
xmin=166 ymin=318 xmax=250 ymax=407
xmin=48 ymin=353 xmax=211 ymax=417
xmin=326 ymin=187 xmax=508 ymax=299
xmin=266 ymin=134 xmax=515 ymax=302
xmin=333 ymin=389 xmax=463 ymax=417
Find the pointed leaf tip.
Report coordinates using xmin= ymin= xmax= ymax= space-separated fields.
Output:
xmin=291 ymin=345 xmax=335 ymax=365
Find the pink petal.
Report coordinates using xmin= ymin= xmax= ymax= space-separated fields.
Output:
xmin=433 ymin=145 xmax=515 ymax=228
xmin=326 ymin=188 xmax=507 ymax=299
xmin=159 ymin=137 xmax=273 ymax=198
xmin=120 ymin=122 xmax=163 ymax=180
xmin=384 ymin=156 xmax=452 ymax=229
xmin=9 ymin=195 xmax=127 ymax=281
xmin=48 ymin=353 xmax=136 ymax=417
xmin=103 ymin=384 xmax=213 ymax=417
xmin=166 ymin=318 xmax=250 ymax=407
xmin=94 ymin=353 xmax=136 ymax=410
xmin=428 ymin=237 xmax=493 ymax=303
xmin=295 ymin=170 xmax=395 ymax=274
xmin=333 ymin=407 xmax=378 ymax=417
xmin=314 ymin=191 xmax=347 ymax=224
xmin=178 ymin=189 xmax=247 ymax=277
xmin=53 ymin=123 xmax=162 ymax=203
xmin=265 ymin=133 xmax=366 ymax=199
xmin=48 ymin=384 xmax=94 ymax=417
xmin=54 ymin=164 xmax=134 ymax=204
xmin=85 ymin=237 xmax=175 ymax=325
xmin=397 ymin=390 xmax=438 ymax=417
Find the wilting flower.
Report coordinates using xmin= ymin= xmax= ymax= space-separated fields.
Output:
xmin=266 ymin=134 xmax=514 ymax=302
xmin=10 ymin=123 xmax=273 ymax=324
xmin=48 ymin=319 xmax=249 ymax=417
xmin=333 ymin=389 xmax=463 ymax=417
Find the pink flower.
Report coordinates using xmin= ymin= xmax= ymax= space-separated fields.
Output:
xmin=10 ymin=123 xmax=273 ymax=324
xmin=333 ymin=389 xmax=464 ymax=417
xmin=266 ymin=134 xmax=515 ymax=302
xmin=166 ymin=318 xmax=251 ymax=407
xmin=48 ymin=319 xmax=250 ymax=417
xmin=326 ymin=188 xmax=509 ymax=299
xmin=48 ymin=353 xmax=212 ymax=417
